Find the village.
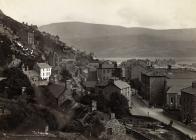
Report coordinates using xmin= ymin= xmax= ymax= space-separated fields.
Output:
xmin=0 ymin=6 xmax=196 ymax=140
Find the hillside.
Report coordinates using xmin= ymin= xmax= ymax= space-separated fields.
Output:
xmin=0 ymin=11 xmax=93 ymax=69
xmin=39 ymin=22 xmax=196 ymax=58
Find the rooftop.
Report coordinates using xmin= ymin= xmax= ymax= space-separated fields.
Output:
xmin=47 ymin=83 xmax=65 ymax=98
xmin=24 ymin=70 xmax=39 ymax=77
xmin=113 ymin=80 xmax=130 ymax=89
xmin=166 ymin=71 xmax=196 ymax=79
xmin=144 ymin=70 xmax=166 ymax=77
xmin=166 ymin=79 xmax=193 ymax=88
xmin=37 ymin=63 xmax=52 ymax=69
xmin=181 ymin=86 xmax=196 ymax=95
xmin=167 ymin=86 xmax=184 ymax=94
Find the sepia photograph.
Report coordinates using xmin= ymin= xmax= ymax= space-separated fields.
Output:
xmin=0 ymin=0 xmax=196 ymax=139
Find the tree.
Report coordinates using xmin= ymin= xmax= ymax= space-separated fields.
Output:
xmin=109 ymin=92 xmax=130 ymax=118
xmin=0 ymin=68 xmax=34 ymax=100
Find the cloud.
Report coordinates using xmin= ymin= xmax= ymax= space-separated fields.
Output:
xmin=0 ymin=0 xmax=196 ymax=29
xmin=117 ymin=0 xmax=196 ymax=28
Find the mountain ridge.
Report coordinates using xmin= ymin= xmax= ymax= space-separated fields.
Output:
xmin=39 ymin=22 xmax=196 ymax=58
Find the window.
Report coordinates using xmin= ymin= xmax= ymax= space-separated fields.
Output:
xmin=170 ymin=97 xmax=174 ymax=104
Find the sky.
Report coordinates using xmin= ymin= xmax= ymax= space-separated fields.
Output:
xmin=0 ymin=0 xmax=196 ymax=29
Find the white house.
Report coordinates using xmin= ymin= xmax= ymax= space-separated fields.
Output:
xmin=34 ymin=63 xmax=52 ymax=80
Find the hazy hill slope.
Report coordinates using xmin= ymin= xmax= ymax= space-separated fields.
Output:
xmin=39 ymin=22 xmax=196 ymax=57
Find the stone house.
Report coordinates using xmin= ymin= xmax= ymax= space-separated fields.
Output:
xmin=103 ymin=79 xmax=132 ymax=108
xmin=165 ymin=78 xmax=193 ymax=110
xmin=105 ymin=113 xmax=126 ymax=136
xmin=97 ymin=61 xmax=122 ymax=83
xmin=181 ymin=81 xmax=196 ymax=123
xmin=125 ymin=62 xmax=148 ymax=82
xmin=164 ymin=71 xmax=196 ymax=110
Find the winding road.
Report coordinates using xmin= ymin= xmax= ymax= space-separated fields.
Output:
xmin=130 ymin=94 xmax=196 ymax=139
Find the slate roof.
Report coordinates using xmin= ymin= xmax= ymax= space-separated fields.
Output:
xmin=181 ymin=86 xmax=196 ymax=95
xmin=113 ymin=80 xmax=130 ymax=89
xmin=47 ymin=84 xmax=65 ymax=98
xmin=166 ymin=71 xmax=196 ymax=79
xmin=37 ymin=63 xmax=52 ymax=69
xmin=24 ymin=70 xmax=39 ymax=77
xmin=145 ymin=70 xmax=166 ymax=77
xmin=167 ymin=86 xmax=183 ymax=94
xmin=166 ymin=79 xmax=193 ymax=87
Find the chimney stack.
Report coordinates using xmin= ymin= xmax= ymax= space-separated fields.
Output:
xmin=92 ymin=100 xmax=97 ymax=111
xmin=22 ymin=87 xmax=26 ymax=95
xmin=111 ymin=113 xmax=115 ymax=120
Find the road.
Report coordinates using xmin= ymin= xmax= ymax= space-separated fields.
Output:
xmin=130 ymin=94 xmax=196 ymax=139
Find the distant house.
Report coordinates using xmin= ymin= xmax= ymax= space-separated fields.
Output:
xmin=23 ymin=62 xmax=52 ymax=86
xmin=84 ymin=67 xmax=98 ymax=92
xmin=166 ymin=86 xmax=181 ymax=110
xmin=123 ymin=59 xmax=150 ymax=82
xmin=97 ymin=61 xmax=122 ymax=83
xmin=47 ymin=80 xmax=73 ymax=106
xmin=181 ymin=81 xmax=196 ymax=123
xmin=165 ymin=79 xmax=193 ymax=110
xmin=27 ymin=32 xmax=34 ymax=45
xmin=34 ymin=63 xmax=52 ymax=80
xmin=165 ymin=71 xmax=196 ymax=110
xmin=125 ymin=62 xmax=148 ymax=82
xmin=141 ymin=70 xmax=166 ymax=106
xmin=103 ymin=79 xmax=132 ymax=108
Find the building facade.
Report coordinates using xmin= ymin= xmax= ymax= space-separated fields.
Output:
xmin=34 ymin=63 xmax=52 ymax=80
xmin=181 ymin=82 xmax=196 ymax=123
xmin=165 ymin=78 xmax=193 ymax=110
xmin=103 ymin=79 xmax=132 ymax=108
xmin=166 ymin=87 xmax=181 ymax=110
xmin=141 ymin=71 xmax=166 ymax=106
xmin=97 ymin=62 xmax=122 ymax=83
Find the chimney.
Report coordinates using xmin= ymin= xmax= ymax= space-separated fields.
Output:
xmin=92 ymin=100 xmax=97 ymax=111
xmin=22 ymin=87 xmax=26 ymax=95
xmin=192 ymin=81 xmax=196 ymax=88
xmin=26 ymin=66 xmax=29 ymax=71
xmin=111 ymin=113 xmax=115 ymax=120
xmin=66 ymin=79 xmax=72 ymax=90
xmin=22 ymin=64 xmax=25 ymax=72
